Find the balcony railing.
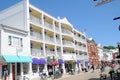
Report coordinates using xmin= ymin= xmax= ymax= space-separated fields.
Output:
xmin=63 ymin=40 xmax=74 ymax=47
xmin=30 ymin=15 xmax=42 ymax=26
xmin=62 ymin=53 xmax=76 ymax=60
xmin=45 ymin=35 xmax=54 ymax=43
xmin=31 ymin=48 xmax=44 ymax=57
xmin=62 ymin=29 xmax=73 ymax=35
xmin=55 ymin=26 xmax=60 ymax=33
xmin=44 ymin=22 xmax=54 ymax=30
xmin=46 ymin=50 xmax=55 ymax=56
xmin=56 ymin=38 xmax=61 ymax=44
xmin=30 ymin=31 xmax=43 ymax=41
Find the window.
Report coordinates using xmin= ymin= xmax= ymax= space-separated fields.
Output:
xmin=32 ymin=64 xmax=37 ymax=73
xmin=17 ymin=63 xmax=21 ymax=75
xmin=23 ymin=63 xmax=29 ymax=74
xmin=8 ymin=36 xmax=23 ymax=47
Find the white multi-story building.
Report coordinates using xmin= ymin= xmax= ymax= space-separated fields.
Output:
xmin=97 ymin=44 xmax=104 ymax=61
xmin=0 ymin=0 xmax=88 ymax=80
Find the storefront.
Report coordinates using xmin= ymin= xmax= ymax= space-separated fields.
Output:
xmin=0 ymin=55 xmax=32 ymax=80
xmin=76 ymin=60 xmax=80 ymax=70
xmin=32 ymin=57 xmax=47 ymax=76
xmin=64 ymin=60 xmax=76 ymax=73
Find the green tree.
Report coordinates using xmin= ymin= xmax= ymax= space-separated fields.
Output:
xmin=103 ymin=46 xmax=115 ymax=50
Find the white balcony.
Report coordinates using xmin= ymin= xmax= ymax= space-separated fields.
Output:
xmin=46 ymin=50 xmax=55 ymax=56
xmin=63 ymin=40 xmax=74 ymax=47
xmin=30 ymin=15 xmax=42 ymax=26
xmin=30 ymin=31 xmax=43 ymax=41
xmin=56 ymin=38 xmax=61 ymax=44
xmin=62 ymin=29 xmax=73 ymax=36
xmin=55 ymin=26 xmax=60 ymax=33
xmin=44 ymin=22 xmax=54 ymax=31
xmin=45 ymin=35 xmax=54 ymax=43
xmin=62 ymin=53 xmax=76 ymax=60
xmin=31 ymin=48 xmax=44 ymax=57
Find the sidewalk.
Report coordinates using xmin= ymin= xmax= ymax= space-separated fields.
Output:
xmin=32 ymin=68 xmax=109 ymax=80
xmin=31 ymin=72 xmax=84 ymax=80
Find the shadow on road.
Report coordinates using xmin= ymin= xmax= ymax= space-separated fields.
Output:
xmin=88 ymin=78 xmax=99 ymax=80
xmin=88 ymin=76 xmax=111 ymax=80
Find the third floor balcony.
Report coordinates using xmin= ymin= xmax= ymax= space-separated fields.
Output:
xmin=30 ymin=15 xmax=42 ymax=26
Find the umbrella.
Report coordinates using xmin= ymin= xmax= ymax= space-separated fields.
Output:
xmin=49 ymin=61 xmax=59 ymax=66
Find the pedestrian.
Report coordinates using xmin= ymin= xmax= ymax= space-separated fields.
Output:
xmin=48 ymin=68 xmax=52 ymax=77
xmin=91 ymin=64 xmax=95 ymax=73
xmin=100 ymin=63 xmax=105 ymax=73
xmin=3 ymin=67 xmax=8 ymax=80
xmin=109 ymin=67 xmax=115 ymax=80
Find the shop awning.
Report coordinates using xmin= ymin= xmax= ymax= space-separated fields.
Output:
xmin=32 ymin=58 xmax=39 ymax=64
xmin=2 ymin=55 xmax=21 ymax=63
xmin=19 ymin=56 xmax=32 ymax=63
xmin=49 ymin=61 xmax=59 ymax=66
xmin=39 ymin=58 xmax=46 ymax=64
xmin=32 ymin=58 xmax=46 ymax=64
xmin=58 ymin=59 xmax=64 ymax=64
xmin=85 ymin=61 xmax=89 ymax=64
xmin=77 ymin=60 xmax=80 ymax=64
xmin=0 ymin=56 xmax=7 ymax=65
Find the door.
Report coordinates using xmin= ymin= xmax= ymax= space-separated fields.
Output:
xmin=12 ymin=64 xmax=15 ymax=80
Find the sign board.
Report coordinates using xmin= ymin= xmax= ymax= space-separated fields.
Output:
xmin=95 ymin=0 xmax=113 ymax=7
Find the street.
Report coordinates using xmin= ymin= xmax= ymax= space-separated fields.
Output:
xmin=53 ymin=67 xmax=111 ymax=80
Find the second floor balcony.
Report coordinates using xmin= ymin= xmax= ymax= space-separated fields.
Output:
xmin=30 ymin=31 xmax=43 ymax=41
xmin=46 ymin=49 xmax=55 ymax=56
xmin=62 ymin=53 xmax=76 ymax=60
xmin=31 ymin=48 xmax=44 ymax=57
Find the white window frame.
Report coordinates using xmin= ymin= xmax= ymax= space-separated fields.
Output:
xmin=8 ymin=36 xmax=23 ymax=47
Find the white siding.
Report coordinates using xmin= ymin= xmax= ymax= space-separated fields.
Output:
xmin=1 ymin=29 xmax=30 ymax=56
xmin=0 ymin=1 xmax=27 ymax=31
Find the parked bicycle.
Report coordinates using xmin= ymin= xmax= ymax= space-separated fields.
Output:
xmin=39 ymin=72 xmax=47 ymax=80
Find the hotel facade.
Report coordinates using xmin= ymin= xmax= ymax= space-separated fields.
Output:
xmin=0 ymin=0 xmax=89 ymax=80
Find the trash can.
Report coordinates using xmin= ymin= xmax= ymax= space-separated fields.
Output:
xmin=71 ymin=69 xmax=74 ymax=75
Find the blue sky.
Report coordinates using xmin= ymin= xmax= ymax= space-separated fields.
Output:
xmin=0 ymin=0 xmax=120 ymax=46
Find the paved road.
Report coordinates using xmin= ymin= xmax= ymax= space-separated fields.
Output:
xmin=32 ymin=66 xmax=119 ymax=80
xmin=54 ymin=67 xmax=111 ymax=80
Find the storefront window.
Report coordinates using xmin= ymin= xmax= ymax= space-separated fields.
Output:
xmin=32 ymin=64 xmax=37 ymax=73
xmin=39 ymin=64 xmax=44 ymax=72
xmin=17 ymin=63 xmax=21 ymax=75
xmin=23 ymin=63 xmax=29 ymax=74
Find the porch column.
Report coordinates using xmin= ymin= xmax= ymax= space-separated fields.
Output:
xmin=75 ymin=63 xmax=78 ymax=73
xmin=44 ymin=64 xmax=48 ymax=75
xmin=9 ymin=63 xmax=12 ymax=80
xmin=20 ymin=63 xmax=23 ymax=76
xmin=62 ymin=63 xmax=66 ymax=73
xmin=15 ymin=63 xmax=17 ymax=80
xmin=29 ymin=63 xmax=32 ymax=76
xmin=79 ymin=63 xmax=81 ymax=71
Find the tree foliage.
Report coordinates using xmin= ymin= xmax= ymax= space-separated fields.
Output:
xmin=103 ymin=46 xmax=116 ymax=50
